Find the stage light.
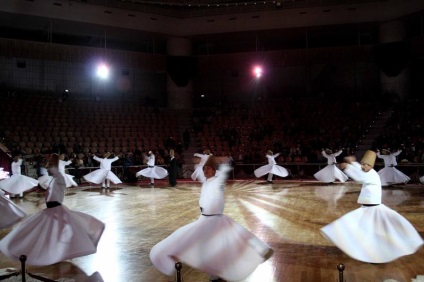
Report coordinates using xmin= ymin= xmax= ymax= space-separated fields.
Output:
xmin=96 ymin=64 xmax=110 ymax=79
xmin=253 ymin=66 xmax=263 ymax=78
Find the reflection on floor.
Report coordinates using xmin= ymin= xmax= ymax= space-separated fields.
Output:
xmin=1 ymin=180 xmax=423 ymax=282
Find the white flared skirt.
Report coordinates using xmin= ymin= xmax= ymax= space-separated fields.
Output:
xmin=136 ymin=166 xmax=168 ymax=179
xmin=83 ymin=169 xmax=122 ymax=184
xmin=321 ymin=204 xmax=424 ymax=263
xmin=0 ymin=169 xmax=9 ymax=180
xmin=150 ymin=214 xmax=272 ymax=281
xmin=420 ymin=175 xmax=424 ymax=184
xmin=39 ymin=174 xmax=78 ymax=189
xmin=0 ymin=204 xmax=105 ymax=266
xmin=314 ymin=165 xmax=348 ymax=183
xmin=0 ymin=174 xmax=38 ymax=194
xmin=0 ymin=195 xmax=26 ymax=229
xmin=254 ymin=164 xmax=288 ymax=178
xmin=378 ymin=167 xmax=410 ymax=186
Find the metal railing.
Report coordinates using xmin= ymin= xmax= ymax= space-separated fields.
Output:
xmin=65 ymin=162 xmax=424 ymax=183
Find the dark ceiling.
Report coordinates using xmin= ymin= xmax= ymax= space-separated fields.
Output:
xmin=71 ymin=0 xmax=386 ymax=17
xmin=0 ymin=0 xmax=422 ymax=55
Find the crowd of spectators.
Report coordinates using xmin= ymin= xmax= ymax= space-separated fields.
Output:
xmin=1 ymin=92 xmax=423 ymax=183
xmin=190 ymin=97 xmax=381 ymax=165
xmin=372 ymin=99 xmax=424 ymax=164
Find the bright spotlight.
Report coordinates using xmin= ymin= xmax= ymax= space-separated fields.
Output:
xmin=253 ymin=66 xmax=263 ymax=78
xmin=96 ymin=64 xmax=110 ymax=79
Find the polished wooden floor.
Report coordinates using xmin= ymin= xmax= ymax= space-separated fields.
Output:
xmin=1 ymin=179 xmax=424 ymax=282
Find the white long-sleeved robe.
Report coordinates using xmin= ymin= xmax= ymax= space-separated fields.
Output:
xmin=0 ymin=168 xmax=105 ymax=266
xmin=83 ymin=156 xmax=122 ymax=184
xmin=377 ymin=151 xmax=410 ymax=185
xmin=136 ymin=154 xmax=168 ymax=180
xmin=321 ymin=162 xmax=423 ymax=263
xmin=314 ymin=150 xmax=348 ymax=183
xmin=0 ymin=159 xmax=38 ymax=194
xmin=150 ymin=164 xmax=273 ymax=281
xmin=254 ymin=153 xmax=288 ymax=180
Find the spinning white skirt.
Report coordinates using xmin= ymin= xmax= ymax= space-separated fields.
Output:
xmin=254 ymin=164 xmax=288 ymax=178
xmin=39 ymin=174 xmax=78 ymax=189
xmin=420 ymin=175 xmax=424 ymax=184
xmin=321 ymin=204 xmax=424 ymax=263
xmin=314 ymin=165 xmax=348 ymax=183
xmin=150 ymin=214 xmax=272 ymax=281
xmin=0 ymin=204 xmax=105 ymax=266
xmin=0 ymin=174 xmax=38 ymax=194
xmin=0 ymin=194 xmax=26 ymax=229
xmin=83 ymin=168 xmax=122 ymax=184
xmin=136 ymin=166 xmax=168 ymax=179
xmin=378 ymin=167 xmax=410 ymax=186
xmin=0 ymin=168 xmax=9 ymax=180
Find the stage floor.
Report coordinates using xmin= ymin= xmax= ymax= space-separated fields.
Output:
xmin=1 ymin=179 xmax=423 ymax=282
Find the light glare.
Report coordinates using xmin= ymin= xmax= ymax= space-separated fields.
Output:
xmin=253 ymin=66 xmax=262 ymax=78
xmin=96 ymin=64 xmax=110 ymax=79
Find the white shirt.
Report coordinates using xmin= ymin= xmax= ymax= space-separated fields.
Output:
xmin=322 ymin=150 xmax=343 ymax=165
xmin=45 ymin=168 xmax=66 ymax=203
xmin=377 ymin=151 xmax=401 ymax=167
xmin=59 ymin=160 xmax=72 ymax=174
xmin=11 ymin=159 xmax=22 ymax=175
xmin=146 ymin=154 xmax=155 ymax=166
xmin=266 ymin=153 xmax=280 ymax=165
xmin=344 ymin=162 xmax=382 ymax=205
xmin=199 ymin=164 xmax=231 ymax=215
xmin=94 ymin=156 xmax=119 ymax=170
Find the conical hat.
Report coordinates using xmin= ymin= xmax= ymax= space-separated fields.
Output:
xmin=204 ymin=156 xmax=218 ymax=170
xmin=361 ymin=150 xmax=376 ymax=167
xmin=48 ymin=153 xmax=60 ymax=168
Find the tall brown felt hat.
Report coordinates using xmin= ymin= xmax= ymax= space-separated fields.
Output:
xmin=361 ymin=150 xmax=376 ymax=167
xmin=204 ymin=156 xmax=218 ymax=170
xmin=48 ymin=153 xmax=60 ymax=168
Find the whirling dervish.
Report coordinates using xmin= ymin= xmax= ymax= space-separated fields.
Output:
xmin=136 ymin=151 xmax=168 ymax=187
xmin=321 ymin=150 xmax=423 ymax=263
xmin=83 ymin=152 xmax=122 ymax=189
xmin=376 ymin=148 xmax=410 ymax=186
xmin=39 ymin=153 xmax=78 ymax=189
xmin=314 ymin=148 xmax=348 ymax=183
xmin=0 ymin=153 xmax=105 ymax=266
xmin=0 ymin=156 xmax=38 ymax=197
xmin=150 ymin=156 xmax=274 ymax=281
xmin=254 ymin=150 xmax=288 ymax=183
